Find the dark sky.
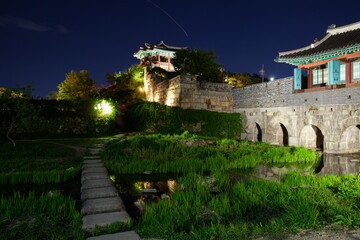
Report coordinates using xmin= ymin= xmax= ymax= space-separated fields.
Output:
xmin=1 ymin=0 xmax=360 ymax=98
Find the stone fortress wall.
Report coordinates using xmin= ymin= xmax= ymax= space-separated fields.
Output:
xmin=233 ymin=77 xmax=360 ymax=154
xmin=144 ymin=68 xmax=360 ymax=154
xmin=144 ymin=69 xmax=233 ymax=112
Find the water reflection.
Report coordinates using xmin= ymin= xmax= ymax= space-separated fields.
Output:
xmin=251 ymin=163 xmax=314 ymax=181
xmin=250 ymin=153 xmax=360 ymax=181
xmin=113 ymin=173 xmax=179 ymax=219
xmin=316 ymin=153 xmax=360 ymax=175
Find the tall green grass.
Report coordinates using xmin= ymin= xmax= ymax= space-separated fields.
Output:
xmin=0 ymin=166 xmax=80 ymax=185
xmin=102 ymin=133 xmax=317 ymax=174
xmin=136 ymin=172 xmax=360 ymax=239
xmin=0 ymin=141 xmax=85 ymax=185
xmin=0 ymin=192 xmax=85 ymax=240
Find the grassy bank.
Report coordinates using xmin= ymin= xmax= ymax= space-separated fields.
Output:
xmin=0 ymin=192 xmax=84 ymax=240
xmin=136 ymin=172 xmax=360 ymax=239
xmin=0 ymin=138 xmax=112 ymax=239
xmin=0 ymin=139 xmax=101 ymax=184
xmin=102 ymin=133 xmax=317 ymax=174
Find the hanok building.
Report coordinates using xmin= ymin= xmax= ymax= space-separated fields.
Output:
xmin=133 ymin=41 xmax=187 ymax=72
xmin=276 ymin=21 xmax=360 ymax=91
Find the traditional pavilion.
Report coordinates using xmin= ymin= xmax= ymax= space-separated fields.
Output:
xmin=276 ymin=21 xmax=360 ymax=91
xmin=133 ymin=41 xmax=188 ymax=72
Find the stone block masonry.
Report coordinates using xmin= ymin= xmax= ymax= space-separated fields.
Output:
xmin=144 ymin=68 xmax=360 ymax=153
xmin=144 ymin=69 xmax=233 ymax=112
xmin=233 ymin=77 xmax=360 ymax=154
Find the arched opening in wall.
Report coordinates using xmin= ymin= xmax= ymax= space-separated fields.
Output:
xmin=340 ymin=125 xmax=360 ymax=153
xmin=299 ymin=125 xmax=324 ymax=151
xmin=256 ymin=123 xmax=262 ymax=142
xmin=280 ymin=123 xmax=289 ymax=146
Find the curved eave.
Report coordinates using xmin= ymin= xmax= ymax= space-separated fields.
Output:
xmin=278 ymin=34 xmax=331 ymax=57
xmin=133 ymin=49 xmax=177 ymax=59
xmin=276 ymin=44 xmax=360 ymax=66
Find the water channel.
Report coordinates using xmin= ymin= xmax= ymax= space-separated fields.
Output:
xmin=112 ymin=153 xmax=360 ymax=219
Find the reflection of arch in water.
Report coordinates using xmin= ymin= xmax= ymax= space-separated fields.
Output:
xmin=299 ymin=125 xmax=324 ymax=151
xmin=276 ymin=123 xmax=289 ymax=146
xmin=339 ymin=125 xmax=360 ymax=153
xmin=255 ymin=123 xmax=262 ymax=142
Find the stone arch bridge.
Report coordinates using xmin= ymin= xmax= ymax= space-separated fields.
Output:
xmin=233 ymin=77 xmax=360 ymax=153
xmin=143 ymin=70 xmax=360 ymax=154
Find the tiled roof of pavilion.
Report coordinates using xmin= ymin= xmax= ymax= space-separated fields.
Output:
xmin=134 ymin=41 xmax=188 ymax=59
xmin=276 ymin=21 xmax=360 ymax=66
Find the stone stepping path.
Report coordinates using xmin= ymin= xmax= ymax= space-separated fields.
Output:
xmin=81 ymin=143 xmax=131 ymax=232
xmin=86 ymin=231 xmax=140 ymax=240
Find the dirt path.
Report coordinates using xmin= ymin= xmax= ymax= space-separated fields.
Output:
xmin=254 ymin=226 xmax=360 ymax=240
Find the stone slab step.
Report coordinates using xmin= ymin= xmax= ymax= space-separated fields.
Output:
xmin=86 ymin=231 xmax=140 ymax=240
xmin=92 ymin=143 xmax=105 ymax=148
xmin=84 ymin=156 xmax=103 ymax=160
xmin=81 ymin=186 xmax=118 ymax=200
xmin=89 ymin=150 xmax=102 ymax=155
xmin=81 ymin=197 xmax=125 ymax=215
xmin=81 ymin=179 xmax=113 ymax=191
xmin=82 ymin=163 xmax=104 ymax=169
xmin=81 ymin=172 xmax=110 ymax=183
xmin=82 ymin=211 xmax=130 ymax=231
xmin=82 ymin=167 xmax=108 ymax=175
xmin=83 ymin=159 xmax=102 ymax=164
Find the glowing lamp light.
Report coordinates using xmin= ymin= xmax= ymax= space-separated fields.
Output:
xmin=270 ymin=77 xmax=275 ymax=81
xmin=94 ymin=99 xmax=113 ymax=117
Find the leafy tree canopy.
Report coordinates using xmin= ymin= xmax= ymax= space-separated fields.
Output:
xmin=173 ymin=49 xmax=223 ymax=83
xmin=225 ymin=72 xmax=268 ymax=87
xmin=56 ymin=70 xmax=98 ymax=101
xmin=101 ymin=65 xmax=145 ymax=103
xmin=0 ymin=86 xmax=32 ymax=99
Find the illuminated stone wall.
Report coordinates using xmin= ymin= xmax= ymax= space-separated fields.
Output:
xmin=144 ymin=70 xmax=233 ymax=112
xmin=233 ymin=77 xmax=360 ymax=154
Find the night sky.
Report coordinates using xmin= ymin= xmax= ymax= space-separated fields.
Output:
xmin=1 ymin=0 xmax=360 ymax=98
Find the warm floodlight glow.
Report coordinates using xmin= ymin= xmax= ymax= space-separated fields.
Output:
xmin=94 ymin=99 xmax=113 ymax=117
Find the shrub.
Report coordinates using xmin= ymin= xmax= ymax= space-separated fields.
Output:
xmin=124 ymin=101 xmax=242 ymax=138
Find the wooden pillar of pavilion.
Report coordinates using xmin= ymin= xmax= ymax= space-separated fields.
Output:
xmin=167 ymin=54 xmax=171 ymax=71
xmin=307 ymin=69 xmax=312 ymax=89
xmin=346 ymin=61 xmax=352 ymax=84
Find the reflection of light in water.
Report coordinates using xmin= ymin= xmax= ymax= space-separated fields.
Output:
xmin=143 ymin=181 xmax=154 ymax=189
xmin=167 ymin=179 xmax=177 ymax=193
xmin=134 ymin=181 xmax=144 ymax=192
xmin=110 ymin=175 xmax=116 ymax=182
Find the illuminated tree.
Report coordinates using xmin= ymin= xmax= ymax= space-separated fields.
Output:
xmin=225 ymin=73 xmax=252 ymax=87
xmin=101 ymin=65 xmax=145 ymax=102
xmin=173 ymin=49 xmax=223 ymax=82
xmin=56 ymin=70 xmax=98 ymax=101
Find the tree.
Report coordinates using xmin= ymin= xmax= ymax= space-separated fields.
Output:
xmin=173 ymin=49 xmax=223 ymax=82
xmin=56 ymin=70 xmax=98 ymax=101
xmin=0 ymin=86 xmax=38 ymax=146
xmin=224 ymin=72 xmax=269 ymax=87
xmin=224 ymin=72 xmax=252 ymax=87
xmin=100 ymin=65 xmax=145 ymax=103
